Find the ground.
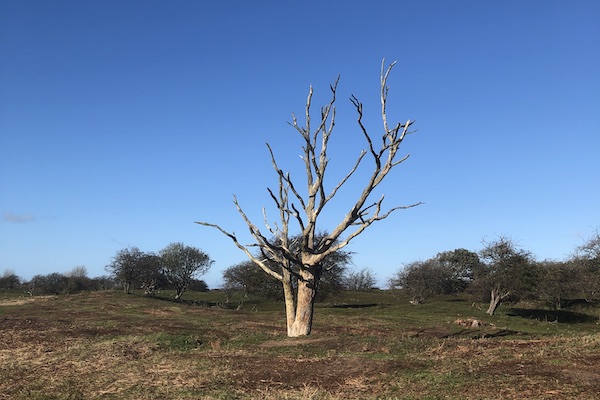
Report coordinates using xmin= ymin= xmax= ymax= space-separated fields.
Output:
xmin=0 ymin=291 xmax=599 ymax=399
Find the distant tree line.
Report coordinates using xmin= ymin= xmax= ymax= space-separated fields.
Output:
xmin=0 ymin=266 xmax=117 ymax=296
xmin=2 ymin=232 xmax=598 ymax=317
xmin=389 ymin=232 xmax=600 ymax=315
xmin=1 ymin=242 xmax=212 ymax=300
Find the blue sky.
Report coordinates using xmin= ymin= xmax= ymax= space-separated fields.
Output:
xmin=1 ymin=1 xmax=599 ymax=288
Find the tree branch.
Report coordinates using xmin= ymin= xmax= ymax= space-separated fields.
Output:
xmin=194 ymin=221 xmax=284 ymax=282
xmin=198 ymin=59 xmax=420 ymax=286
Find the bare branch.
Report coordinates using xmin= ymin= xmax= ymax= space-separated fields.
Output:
xmin=267 ymin=143 xmax=306 ymax=211
xmin=320 ymin=149 xmax=367 ymax=212
xmin=318 ymin=60 xmax=419 ymax=256
xmin=291 ymin=202 xmax=305 ymax=231
xmin=326 ymin=200 xmax=423 ymax=256
xmin=380 ymin=58 xmax=397 ymax=135
xmin=262 ymin=207 xmax=277 ymax=237
xmin=194 ymin=221 xmax=284 ymax=282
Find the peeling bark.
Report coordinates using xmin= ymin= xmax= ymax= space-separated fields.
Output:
xmin=288 ymin=284 xmax=316 ymax=336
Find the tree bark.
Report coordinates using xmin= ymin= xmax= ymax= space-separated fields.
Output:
xmin=282 ymin=269 xmax=297 ymax=336
xmin=287 ymin=269 xmax=318 ymax=337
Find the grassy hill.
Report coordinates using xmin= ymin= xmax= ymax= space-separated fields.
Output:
xmin=1 ymin=289 xmax=599 ymax=399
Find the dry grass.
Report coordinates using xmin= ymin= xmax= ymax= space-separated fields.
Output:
xmin=0 ymin=291 xmax=599 ymax=399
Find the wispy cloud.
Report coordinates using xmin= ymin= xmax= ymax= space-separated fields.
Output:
xmin=3 ymin=212 xmax=35 ymax=223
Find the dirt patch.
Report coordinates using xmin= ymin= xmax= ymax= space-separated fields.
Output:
xmin=491 ymin=359 xmax=600 ymax=392
xmin=221 ymin=353 xmax=411 ymax=394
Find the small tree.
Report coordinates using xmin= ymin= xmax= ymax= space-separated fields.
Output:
xmin=65 ymin=265 xmax=92 ymax=294
xmin=391 ymin=260 xmax=454 ymax=304
xmin=536 ymin=260 xmax=579 ymax=309
xmin=574 ymin=229 xmax=600 ymax=261
xmin=343 ymin=268 xmax=377 ymax=291
xmin=137 ymin=253 xmax=165 ymax=296
xmin=223 ymin=260 xmax=281 ymax=300
xmin=570 ymin=230 xmax=600 ymax=302
xmin=476 ymin=236 xmax=536 ymax=316
xmin=198 ymin=60 xmax=420 ymax=336
xmin=105 ymin=247 xmax=147 ymax=294
xmin=159 ymin=242 xmax=213 ymax=300
xmin=435 ymin=248 xmax=481 ymax=293
xmin=0 ymin=269 xmax=20 ymax=290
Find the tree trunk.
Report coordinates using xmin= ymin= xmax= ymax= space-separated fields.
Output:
xmin=282 ymin=269 xmax=297 ymax=336
xmin=486 ymin=288 xmax=509 ymax=316
xmin=287 ymin=269 xmax=318 ymax=337
xmin=486 ymin=296 xmax=501 ymax=315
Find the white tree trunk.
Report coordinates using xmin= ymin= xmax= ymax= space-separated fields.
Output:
xmin=282 ymin=269 xmax=297 ymax=336
xmin=287 ymin=269 xmax=318 ymax=337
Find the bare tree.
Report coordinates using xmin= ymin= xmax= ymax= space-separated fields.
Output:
xmin=197 ymin=60 xmax=420 ymax=336
xmin=344 ymin=268 xmax=377 ymax=291
xmin=65 ymin=265 xmax=90 ymax=294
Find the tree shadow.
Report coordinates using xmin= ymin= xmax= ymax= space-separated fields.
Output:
xmin=330 ymin=303 xmax=380 ymax=309
xmin=476 ymin=329 xmax=522 ymax=339
xmin=507 ymin=308 xmax=598 ymax=323
xmin=138 ymin=293 xmax=231 ymax=309
xmin=561 ymin=298 xmax=599 ymax=309
xmin=441 ymin=328 xmax=523 ymax=339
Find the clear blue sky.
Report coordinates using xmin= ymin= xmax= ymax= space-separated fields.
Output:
xmin=1 ymin=1 xmax=599 ymax=288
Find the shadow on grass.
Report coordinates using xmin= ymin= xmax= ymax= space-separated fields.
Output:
xmin=449 ymin=329 xmax=523 ymax=339
xmin=507 ymin=308 xmax=598 ymax=323
xmin=413 ymin=327 xmax=525 ymax=340
xmin=137 ymin=293 xmax=233 ymax=309
xmin=330 ymin=303 xmax=380 ymax=309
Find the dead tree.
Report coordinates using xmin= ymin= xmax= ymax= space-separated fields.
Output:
xmin=197 ymin=60 xmax=421 ymax=337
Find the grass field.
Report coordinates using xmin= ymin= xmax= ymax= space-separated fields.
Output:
xmin=1 ymin=289 xmax=599 ymax=399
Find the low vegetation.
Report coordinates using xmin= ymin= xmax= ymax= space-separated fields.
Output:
xmin=1 ymin=289 xmax=599 ymax=399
